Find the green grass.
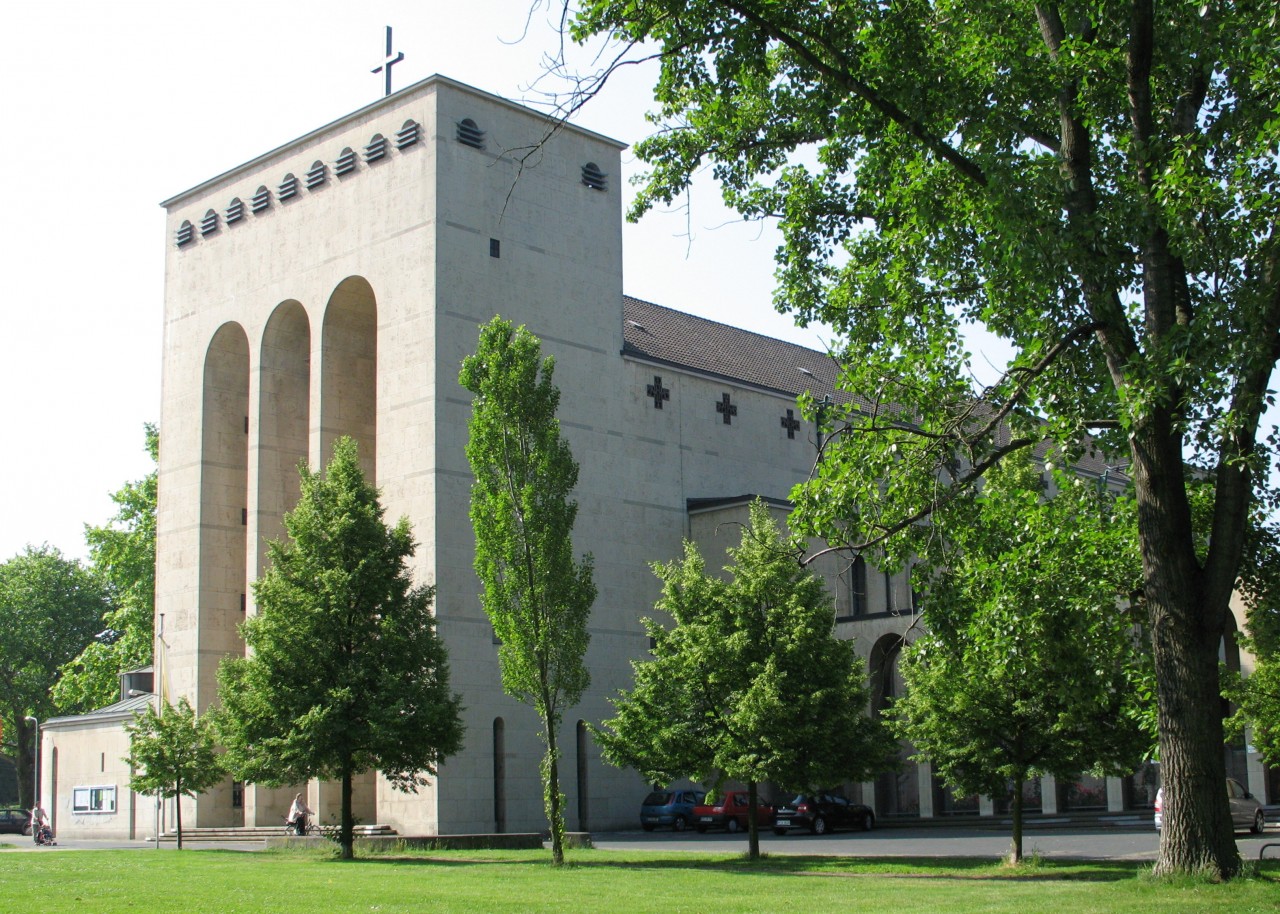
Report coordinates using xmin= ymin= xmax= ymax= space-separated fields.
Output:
xmin=2 ymin=846 xmax=1277 ymax=914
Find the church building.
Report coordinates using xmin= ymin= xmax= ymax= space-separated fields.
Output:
xmin=39 ymin=74 xmax=1271 ymax=840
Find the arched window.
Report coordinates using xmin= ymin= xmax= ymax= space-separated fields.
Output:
xmin=364 ymin=133 xmax=388 ymax=163
xmin=176 ymin=220 xmax=194 ymax=246
xmin=306 ymin=160 xmax=327 ymax=189
xmin=335 ymin=147 xmax=357 ymax=176
xmin=581 ymin=162 xmax=607 ymax=191
xmin=396 ymin=119 xmax=420 ymax=149
xmin=200 ymin=209 xmax=219 ymax=236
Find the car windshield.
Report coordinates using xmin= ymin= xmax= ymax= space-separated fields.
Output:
xmin=642 ymin=792 xmax=672 ymax=806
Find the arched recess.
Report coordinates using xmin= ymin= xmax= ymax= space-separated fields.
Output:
xmin=869 ymin=633 xmax=920 ymax=817
xmin=256 ymin=301 xmax=311 ymax=576
xmin=200 ymin=322 xmax=250 ymax=681
xmin=576 ymin=720 xmax=590 ymax=832
xmin=493 ymin=718 xmax=507 ymax=834
xmin=320 ymin=276 xmax=377 ymax=479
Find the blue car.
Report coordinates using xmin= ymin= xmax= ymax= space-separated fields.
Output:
xmin=640 ymin=789 xmax=705 ymax=832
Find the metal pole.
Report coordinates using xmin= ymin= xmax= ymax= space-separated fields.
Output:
xmin=24 ymin=716 xmax=38 ymax=810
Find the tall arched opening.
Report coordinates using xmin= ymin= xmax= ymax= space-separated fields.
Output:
xmin=319 ymin=276 xmax=377 ymax=478
xmin=869 ymin=633 xmax=920 ymax=817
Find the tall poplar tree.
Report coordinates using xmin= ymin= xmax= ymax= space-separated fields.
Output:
xmin=562 ymin=0 xmax=1280 ymax=877
xmin=460 ymin=317 xmax=596 ymax=867
xmin=216 ymin=437 xmax=464 ymax=860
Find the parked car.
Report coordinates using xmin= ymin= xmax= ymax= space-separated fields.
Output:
xmin=693 ymin=790 xmax=775 ymax=833
xmin=773 ymin=793 xmax=875 ymax=835
xmin=0 ymin=807 xmax=30 ymax=835
xmin=1154 ymin=778 xmax=1266 ymax=834
xmin=640 ymin=788 xmax=705 ymax=832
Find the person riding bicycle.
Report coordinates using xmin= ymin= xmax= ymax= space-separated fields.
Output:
xmin=286 ymin=793 xmax=313 ymax=835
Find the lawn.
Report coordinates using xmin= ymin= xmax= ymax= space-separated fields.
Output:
xmin=2 ymin=846 xmax=1277 ymax=914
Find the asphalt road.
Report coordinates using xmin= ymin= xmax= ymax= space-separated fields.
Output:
xmin=592 ymin=824 xmax=1280 ymax=862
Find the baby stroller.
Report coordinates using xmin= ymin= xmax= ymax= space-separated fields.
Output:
xmin=33 ymin=821 xmax=54 ymax=846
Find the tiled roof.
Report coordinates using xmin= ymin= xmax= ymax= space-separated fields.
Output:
xmin=622 ymin=295 xmax=857 ymax=405
xmin=620 ymin=295 xmax=1120 ymax=479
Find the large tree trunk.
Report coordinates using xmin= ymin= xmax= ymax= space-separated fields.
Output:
xmin=13 ymin=716 xmax=34 ymax=811
xmin=1133 ymin=422 xmax=1241 ymax=878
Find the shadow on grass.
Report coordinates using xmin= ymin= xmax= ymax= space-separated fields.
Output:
xmin=332 ymin=849 xmax=1148 ymax=883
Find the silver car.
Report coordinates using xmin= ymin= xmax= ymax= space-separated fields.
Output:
xmin=1154 ymin=778 xmax=1266 ymax=834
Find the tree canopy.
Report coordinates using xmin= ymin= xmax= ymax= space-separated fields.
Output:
xmin=460 ymin=316 xmax=596 ymax=866
xmin=125 ymin=696 xmax=224 ymax=850
xmin=56 ymin=423 xmax=158 ymax=713
xmin=891 ymin=457 xmax=1153 ymax=863
xmin=563 ymin=0 xmax=1279 ymax=877
xmin=0 ymin=546 xmax=107 ymax=808
xmin=215 ymin=437 xmax=464 ymax=860
xmin=596 ymin=500 xmax=893 ymax=860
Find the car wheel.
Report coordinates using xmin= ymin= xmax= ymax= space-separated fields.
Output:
xmin=774 ymin=827 xmax=787 ymax=837
xmin=642 ymin=823 xmax=656 ymax=832
xmin=673 ymin=815 xmax=688 ymax=832
xmin=862 ymin=812 xmax=875 ymax=832
xmin=812 ymin=816 xmax=828 ymax=836
xmin=727 ymin=817 xmax=740 ymax=834
xmin=1253 ymin=810 xmax=1266 ymax=835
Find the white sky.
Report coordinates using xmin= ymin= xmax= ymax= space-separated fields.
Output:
xmin=0 ymin=0 xmax=832 ymax=562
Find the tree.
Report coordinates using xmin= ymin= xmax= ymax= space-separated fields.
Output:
xmin=890 ymin=458 xmax=1153 ymax=864
xmin=56 ymin=424 xmax=158 ymax=713
xmin=595 ymin=500 xmax=893 ymax=860
xmin=1224 ymin=516 xmax=1280 ymax=767
xmin=563 ymin=0 xmax=1278 ymax=877
xmin=459 ymin=317 xmax=596 ymax=867
xmin=215 ymin=437 xmax=464 ymax=860
xmin=0 ymin=546 xmax=107 ymax=809
xmin=125 ymin=697 xmax=224 ymax=849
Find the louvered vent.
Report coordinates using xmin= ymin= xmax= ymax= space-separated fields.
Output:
xmin=305 ymin=160 xmax=327 ymax=189
xmin=456 ymin=118 xmax=485 ymax=150
xmin=251 ymin=185 xmax=272 ymax=213
xmin=200 ymin=209 xmax=219 ymax=235
xmin=226 ymin=197 xmax=244 ymax=224
xmin=581 ymin=162 xmax=607 ymax=191
xmin=364 ymin=134 xmax=388 ymax=163
xmin=335 ymin=147 xmax=357 ymax=176
xmin=278 ymin=173 xmax=298 ymax=201
xmin=176 ymin=220 xmax=194 ymax=246
xmin=396 ymin=119 xmax=420 ymax=149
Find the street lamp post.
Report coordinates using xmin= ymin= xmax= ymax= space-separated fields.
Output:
xmin=24 ymin=716 xmax=38 ymax=810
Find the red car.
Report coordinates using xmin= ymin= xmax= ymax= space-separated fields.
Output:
xmin=693 ymin=790 xmax=775 ymax=833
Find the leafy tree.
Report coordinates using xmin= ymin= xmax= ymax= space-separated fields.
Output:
xmin=0 ymin=546 xmax=107 ymax=809
xmin=459 ymin=317 xmax=596 ymax=867
xmin=563 ymin=0 xmax=1278 ymax=877
xmin=596 ymin=500 xmax=893 ymax=860
xmin=890 ymin=458 xmax=1152 ymax=863
xmin=215 ymin=437 xmax=464 ymax=860
xmin=125 ymin=697 xmax=224 ymax=849
xmin=1224 ymin=515 xmax=1280 ymax=768
xmin=56 ymin=424 xmax=158 ymax=713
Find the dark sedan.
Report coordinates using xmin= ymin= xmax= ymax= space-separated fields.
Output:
xmin=0 ymin=807 xmax=31 ymax=835
xmin=773 ymin=793 xmax=875 ymax=835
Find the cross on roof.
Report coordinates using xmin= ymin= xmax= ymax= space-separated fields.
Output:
xmin=372 ymin=26 xmax=404 ymax=98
